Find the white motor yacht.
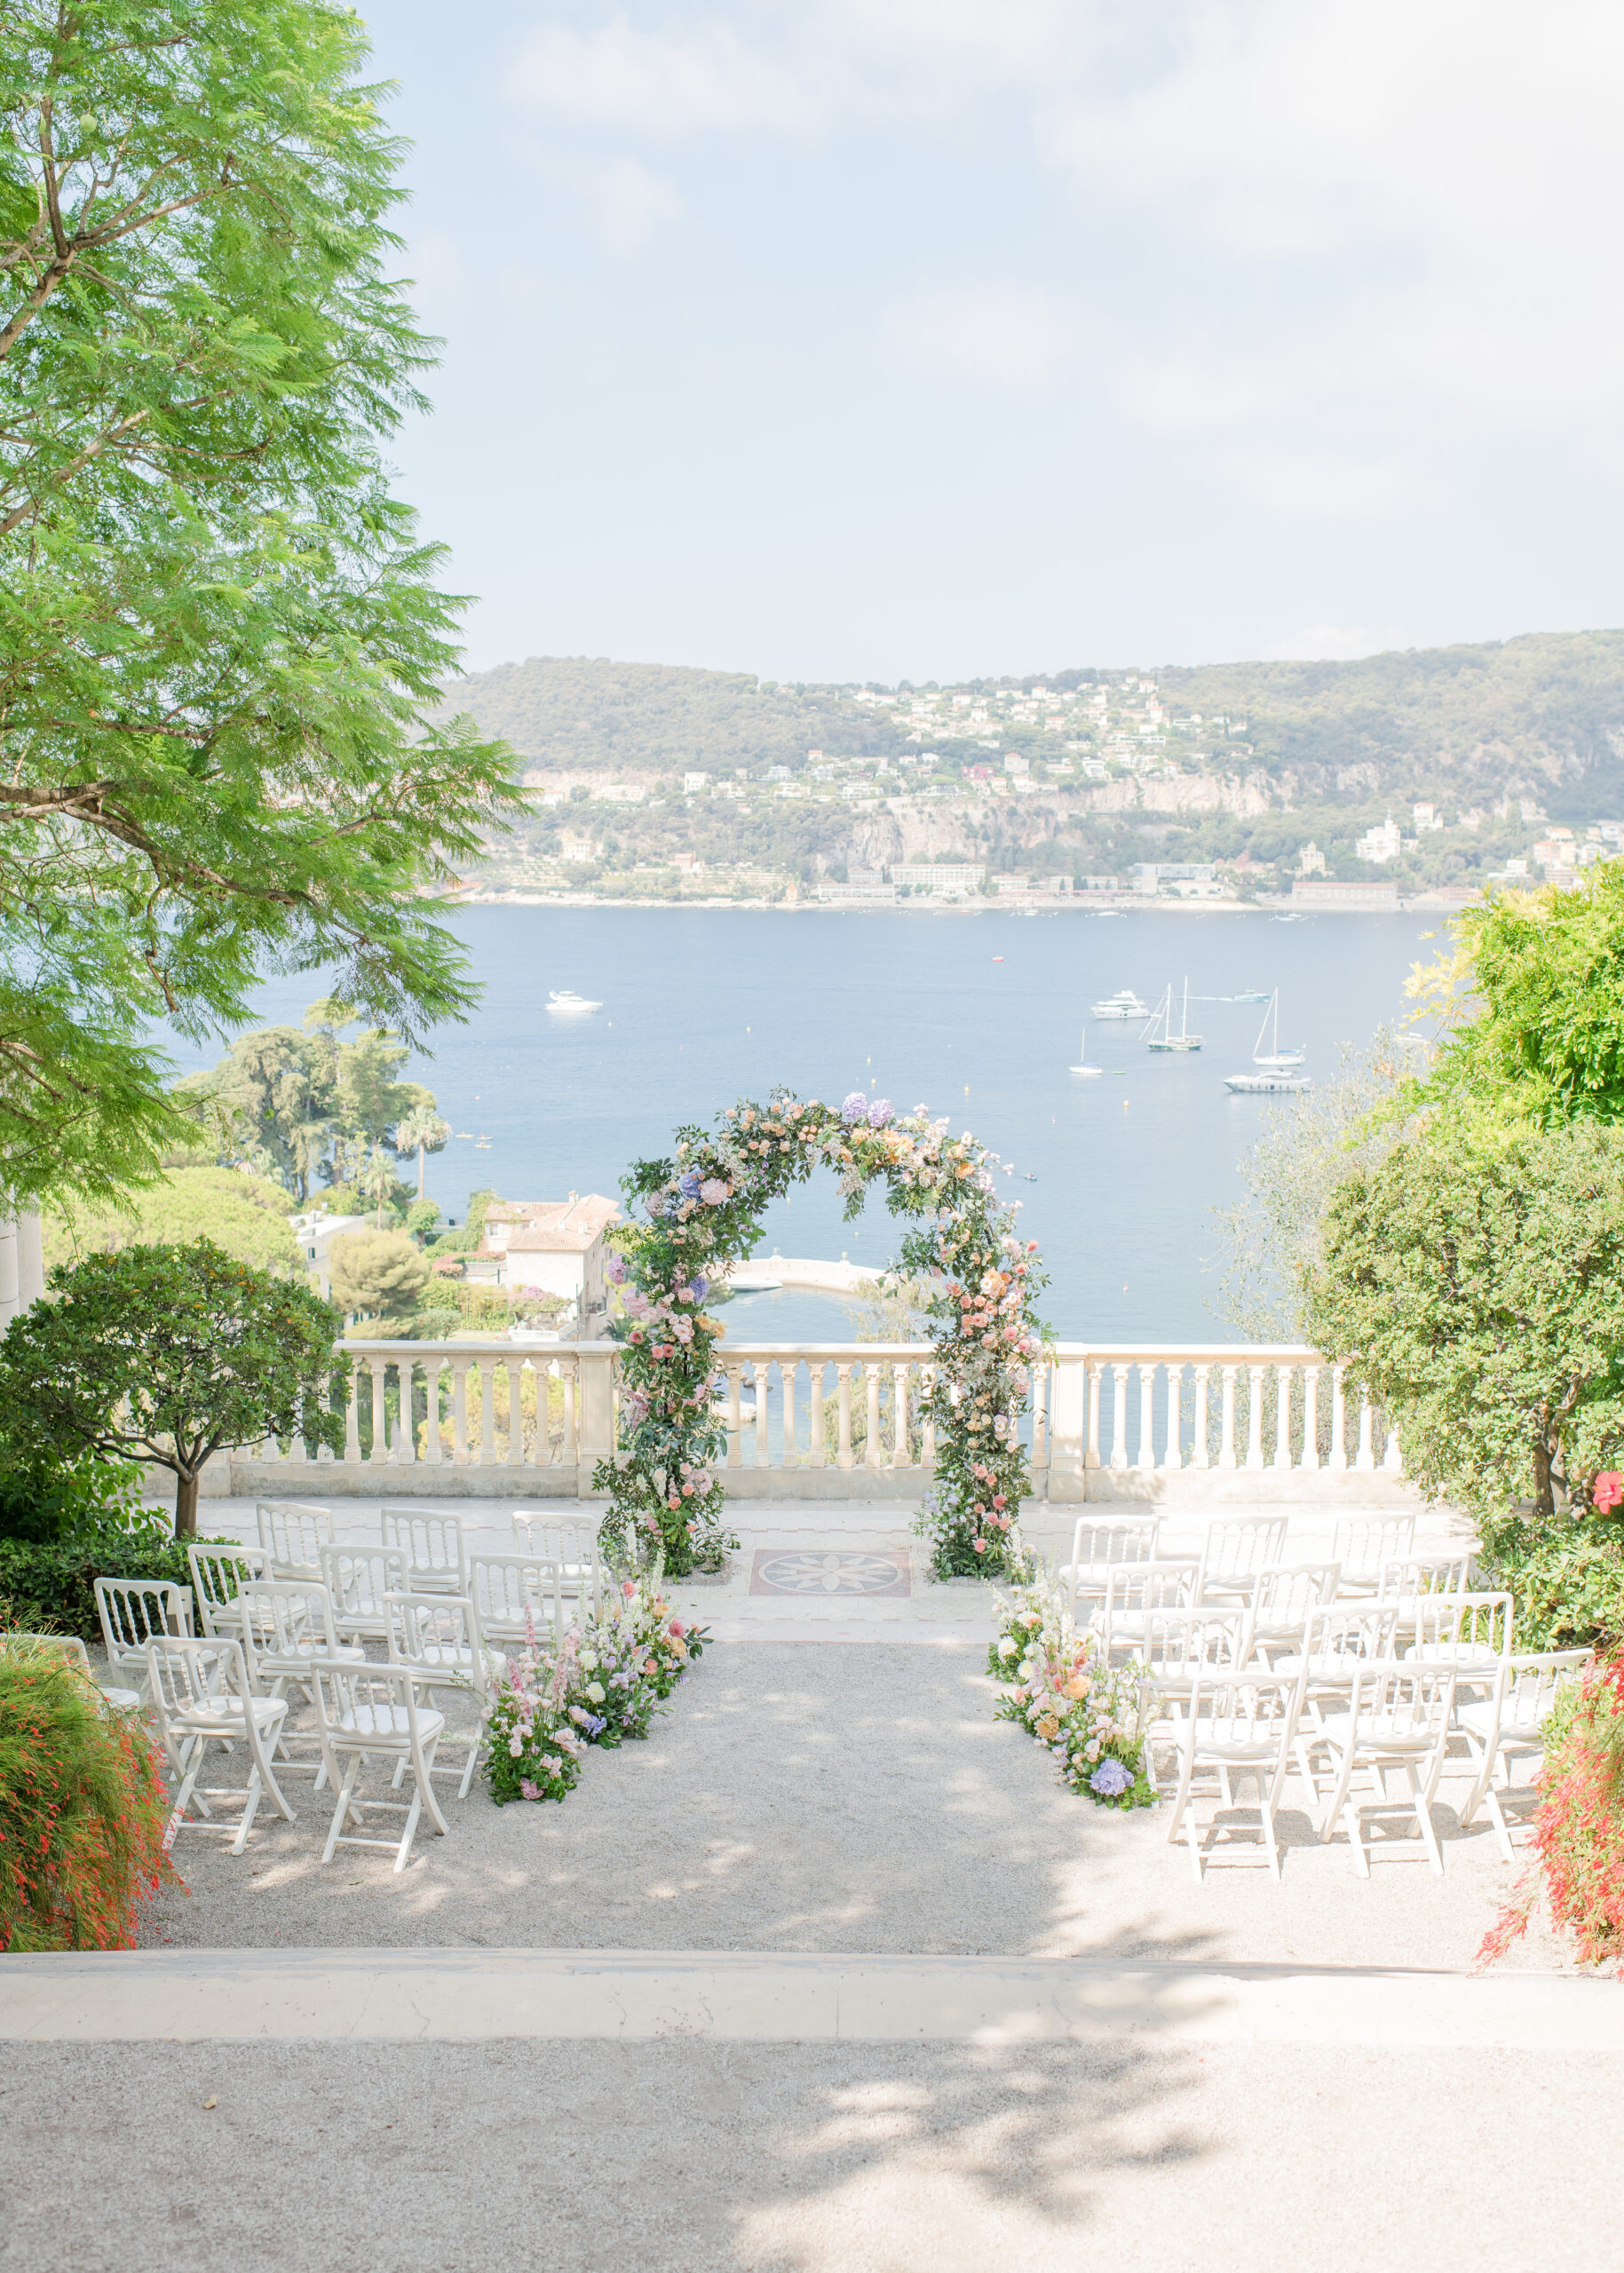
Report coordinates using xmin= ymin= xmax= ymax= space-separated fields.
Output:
xmin=1090 ymin=988 xmax=1147 ymax=1019
xmin=547 ymin=989 xmax=602 ymax=1018
xmin=1224 ymin=1069 xmax=1313 ymax=1095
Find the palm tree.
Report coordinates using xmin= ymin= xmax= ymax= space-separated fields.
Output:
xmin=394 ymin=1106 xmax=451 ymax=1199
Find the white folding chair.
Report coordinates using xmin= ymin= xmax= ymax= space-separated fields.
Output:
xmin=4 ymin=1632 xmax=141 ymax=1714
xmin=1331 ymin=1515 xmax=1416 ymax=1597
xmin=1166 ymin=1670 xmax=1306 ymax=1881
xmin=319 ymin=1544 xmax=411 ymax=1643
xmin=1137 ymin=1608 xmax=1253 ymax=1783
xmin=1375 ymin=1548 xmax=1475 ymax=1608
xmin=146 ymin=1638 xmax=294 ymax=1854
xmin=1458 ymin=1650 xmax=1589 ymax=1863
xmin=468 ymin=1550 xmax=572 ymax=1648
xmin=1246 ymin=1561 xmax=1343 ymax=1665
xmin=1199 ymin=1517 xmax=1290 ymax=1604
xmin=511 ymin=1511 xmax=603 ymax=1607
xmin=380 ymin=1506 xmax=467 ymax=1596
xmin=255 ymin=1501 xmax=339 ymax=1582
xmin=186 ymin=1544 xmax=272 ymax=1644
xmin=311 ymin=1660 xmax=449 ymax=1872
xmin=1402 ymin=1591 xmax=1515 ymax=1687
xmin=1058 ymin=1517 xmax=1161 ymax=1609
xmin=235 ymin=1579 xmax=366 ymax=1703
xmin=1316 ymin=1663 xmax=1457 ymax=1873
xmin=94 ymin=1577 xmax=195 ymax=1699
xmin=1273 ymin=1603 xmax=1401 ymax=1810
xmin=383 ymin=1591 xmax=507 ymax=1798
xmin=1092 ymin=1560 xmax=1202 ymax=1653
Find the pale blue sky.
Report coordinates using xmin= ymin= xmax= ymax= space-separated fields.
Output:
xmin=366 ymin=1 xmax=1624 ymax=684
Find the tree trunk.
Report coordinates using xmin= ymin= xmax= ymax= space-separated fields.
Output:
xmin=1532 ymin=1437 xmax=1555 ymax=1521
xmin=174 ymin=1467 xmax=201 ymax=1539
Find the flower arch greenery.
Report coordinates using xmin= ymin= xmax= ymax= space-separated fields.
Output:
xmin=592 ymin=1089 xmax=1049 ymax=1580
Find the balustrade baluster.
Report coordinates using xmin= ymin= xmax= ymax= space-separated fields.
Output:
xmin=400 ymin=1360 xmax=419 ymax=1464
xmin=562 ymin=1366 xmax=577 ymax=1464
xmin=864 ymin=1361 xmax=882 ymax=1469
xmin=1356 ymin=1391 xmax=1375 ymax=1470
xmin=920 ymin=1366 xmax=936 ymax=1467
xmin=1301 ymin=1366 xmax=1320 ymax=1472
xmin=1108 ymin=1363 xmax=1129 ymax=1469
xmin=810 ymin=1362 xmax=828 ymax=1468
xmin=1160 ymin=1361 xmax=1182 ymax=1470
xmin=1272 ymin=1362 xmax=1293 ymax=1470
xmin=1134 ymin=1362 xmax=1156 ymax=1471
xmin=1218 ymin=1365 xmax=1238 ymax=1469
xmin=782 ymin=1358 xmax=797 ymax=1464
xmin=345 ymin=1363 xmax=362 ymax=1463
xmin=451 ymin=1364 xmax=469 ymax=1464
xmin=1085 ymin=1361 xmax=1103 ymax=1471
xmin=368 ymin=1359 xmax=388 ymax=1464
xmin=1328 ymin=1365 xmax=1348 ymax=1471
xmin=892 ymin=1363 xmax=910 ymax=1467
xmin=755 ymin=1360 xmax=772 ymax=1469
xmin=479 ymin=1358 xmax=496 ymax=1466
xmin=725 ymin=1366 xmax=744 ymax=1468
xmin=1192 ymin=1364 xmax=1211 ymax=1469
xmin=1383 ymin=1422 xmax=1403 ymax=1473
xmin=422 ymin=1356 xmax=442 ymax=1464
xmin=1246 ymin=1366 xmax=1265 ymax=1469
xmin=836 ymin=1364 xmax=854 ymax=1470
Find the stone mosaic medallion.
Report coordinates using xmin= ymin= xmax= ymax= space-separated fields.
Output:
xmin=749 ymin=1548 xmax=912 ymax=1598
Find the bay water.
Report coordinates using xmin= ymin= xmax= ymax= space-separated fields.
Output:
xmin=168 ymin=905 xmax=1438 ymax=1344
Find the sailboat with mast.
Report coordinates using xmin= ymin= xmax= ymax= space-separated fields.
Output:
xmin=1250 ymin=989 xmax=1305 ymax=1070
xmin=1069 ymin=1024 xmax=1104 ymax=1077
xmin=1143 ymin=978 xmax=1202 ymax=1052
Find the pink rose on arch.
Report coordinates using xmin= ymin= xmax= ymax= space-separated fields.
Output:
xmin=1595 ymin=1470 xmax=1624 ymax=1511
xmin=700 ymin=1178 xmax=730 ymax=1204
xmin=605 ymin=1253 xmax=628 ymax=1284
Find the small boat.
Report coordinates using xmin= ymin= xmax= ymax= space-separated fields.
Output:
xmin=1251 ymin=989 xmax=1306 ymax=1070
xmin=474 ymin=1136 xmax=492 ymax=1150
xmin=992 ymin=955 xmax=1004 ymax=962
xmin=547 ymin=989 xmax=602 ymax=1017
xmin=1144 ymin=978 xmax=1202 ymax=1052
xmin=1271 ymin=913 xmax=1307 ymax=924
xmin=1091 ymin=988 xmax=1148 ymax=1019
xmin=1068 ymin=1026 xmax=1104 ymax=1078
xmin=1224 ymin=1070 xmax=1313 ymax=1095
xmin=1232 ymin=989 xmax=1271 ymax=1004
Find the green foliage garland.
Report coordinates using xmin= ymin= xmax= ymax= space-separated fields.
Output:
xmin=591 ymin=1089 xmax=1048 ymax=1580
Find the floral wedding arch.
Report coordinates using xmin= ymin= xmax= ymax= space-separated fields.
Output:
xmin=592 ymin=1089 xmax=1048 ymax=1580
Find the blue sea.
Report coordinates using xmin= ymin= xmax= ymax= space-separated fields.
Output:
xmin=163 ymin=905 xmax=1438 ymax=1342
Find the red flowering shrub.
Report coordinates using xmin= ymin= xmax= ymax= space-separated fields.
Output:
xmin=1479 ymin=1649 xmax=1624 ymax=1968
xmin=0 ymin=1640 xmax=177 ymax=1951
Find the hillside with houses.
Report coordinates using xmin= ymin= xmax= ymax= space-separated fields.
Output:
xmin=439 ymin=633 xmax=1624 ymax=905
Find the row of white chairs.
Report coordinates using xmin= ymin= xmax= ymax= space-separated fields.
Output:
xmin=252 ymin=1501 xmax=605 ymax=1612
xmin=1060 ymin=1513 xmax=1485 ymax=1604
xmin=1093 ymin=1590 xmax=1586 ymax=1876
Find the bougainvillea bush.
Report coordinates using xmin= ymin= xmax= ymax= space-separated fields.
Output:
xmin=0 ymin=1638 xmax=176 ymax=1949
xmin=595 ymin=1089 xmax=1049 ymax=1579
xmin=484 ymin=1569 xmax=706 ymax=1804
xmin=1479 ymin=1648 xmax=1624 ymax=1969
xmin=989 ymin=1570 xmax=1156 ymax=1809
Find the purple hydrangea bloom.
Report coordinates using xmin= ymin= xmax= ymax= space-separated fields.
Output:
xmin=690 ymin=1275 xmax=709 ymax=1302
xmin=1089 ymin=1756 xmax=1133 ymax=1798
xmin=867 ymin=1098 xmax=893 ymax=1128
xmin=842 ymin=1090 xmax=868 ymax=1122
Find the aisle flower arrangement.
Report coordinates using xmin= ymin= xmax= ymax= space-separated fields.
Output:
xmin=594 ymin=1088 xmax=1050 ymax=1579
xmin=483 ymin=1567 xmax=709 ymax=1805
xmin=989 ymin=1572 xmax=1156 ymax=1809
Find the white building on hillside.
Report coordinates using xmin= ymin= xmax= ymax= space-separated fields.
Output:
xmin=1357 ymin=812 xmax=1403 ymax=864
xmin=471 ymin=1195 xmax=621 ymax=1327
xmin=291 ymin=1210 xmax=371 ymax=1296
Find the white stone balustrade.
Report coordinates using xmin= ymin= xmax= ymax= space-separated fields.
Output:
xmin=229 ymin=1336 xmax=1410 ymax=1505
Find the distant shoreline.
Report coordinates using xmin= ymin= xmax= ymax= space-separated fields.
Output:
xmin=448 ymin=891 xmax=1471 ymax=916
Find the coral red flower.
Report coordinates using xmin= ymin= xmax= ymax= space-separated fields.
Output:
xmin=1595 ymin=1471 xmax=1624 ymax=1512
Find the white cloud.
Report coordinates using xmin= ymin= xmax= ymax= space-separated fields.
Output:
xmin=1228 ymin=449 xmax=1409 ymax=520
xmin=514 ymin=15 xmax=813 ymax=138
xmin=1261 ymin=623 xmax=1407 ymax=663
xmin=890 ymin=286 xmax=1086 ymax=392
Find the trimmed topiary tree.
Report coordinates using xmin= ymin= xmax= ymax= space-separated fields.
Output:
xmin=0 ymin=1239 xmax=345 ymax=1537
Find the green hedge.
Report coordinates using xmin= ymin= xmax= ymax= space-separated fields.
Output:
xmin=0 ymin=1517 xmax=227 ymax=1644
xmin=1479 ymin=1518 xmax=1624 ymax=1652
